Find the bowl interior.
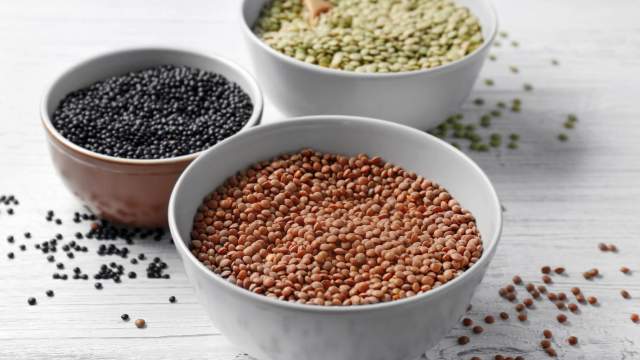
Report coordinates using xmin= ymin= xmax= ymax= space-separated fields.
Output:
xmin=43 ymin=48 xmax=263 ymax=150
xmin=241 ymin=0 xmax=497 ymax=57
xmin=171 ymin=116 xmax=501 ymax=297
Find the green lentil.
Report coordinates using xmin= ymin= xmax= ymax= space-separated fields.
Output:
xmin=499 ymin=31 xmax=508 ymax=38
xmin=493 ymin=41 xmax=501 ymax=47
xmin=484 ymin=79 xmax=494 ymax=86
xmin=563 ymin=121 xmax=575 ymax=129
xmin=567 ymin=114 xmax=578 ymax=123
xmin=523 ymin=83 xmax=533 ymax=91
xmin=509 ymin=133 xmax=520 ymax=141
xmin=507 ymin=142 xmax=519 ymax=149
xmin=551 ymin=59 xmax=559 ymax=66
xmin=489 ymin=133 xmax=502 ymax=147
xmin=489 ymin=54 xmax=497 ymax=61
xmin=473 ymin=98 xmax=485 ymax=106
xmin=479 ymin=114 xmax=491 ymax=128
xmin=509 ymin=65 xmax=519 ymax=74
xmin=558 ymin=133 xmax=569 ymax=142
xmin=255 ymin=0 xmax=484 ymax=73
xmin=496 ymin=101 xmax=506 ymax=109
xmin=490 ymin=110 xmax=501 ymax=117
xmin=511 ymin=40 xmax=519 ymax=47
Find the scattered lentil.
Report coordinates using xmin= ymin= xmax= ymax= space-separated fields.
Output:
xmin=135 ymin=319 xmax=146 ymax=328
xmin=458 ymin=336 xmax=470 ymax=345
xmin=499 ymin=312 xmax=509 ymax=320
xmin=462 ymin=318 xmax=473 ymax=327
xmin=472 ymin=325 xmax=483 ymax=334
xmin=484 ymin=315 xmax=495 ymax=324
xmin=556 ymin=314 xmax=567 ymax=323
xmin=568 ymin=336 xmax=578 ymax=346
xmin=543 ymin=329 xmax=553 ymax=339
xmin=121 ymin=314 xmax=130 ymax=321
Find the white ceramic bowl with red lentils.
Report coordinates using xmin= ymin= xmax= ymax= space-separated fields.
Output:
xmin=169 ymin=116 xmax=502 ymax=360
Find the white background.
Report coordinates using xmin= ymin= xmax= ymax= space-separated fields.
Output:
xmin=0 ymin=0 xmax=639 ymax=359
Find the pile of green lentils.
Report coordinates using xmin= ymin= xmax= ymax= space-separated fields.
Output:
xmin=255 ymin=0 xmax=484 ymax=73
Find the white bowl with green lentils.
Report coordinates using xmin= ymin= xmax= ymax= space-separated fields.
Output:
xmin=241 ymin=0 xmax=498 ymax=129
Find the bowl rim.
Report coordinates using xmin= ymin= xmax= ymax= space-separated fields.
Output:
xmin=40 ymin=46 xmax=264 ymax=166
xmin=169 ymin=115 xmax=503 ymax=313
xmin=239 ymin=0 xmax=499 ymax=78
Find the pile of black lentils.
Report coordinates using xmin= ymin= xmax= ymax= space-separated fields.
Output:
xmin=52 ymin=65 xmax=254 ymax=159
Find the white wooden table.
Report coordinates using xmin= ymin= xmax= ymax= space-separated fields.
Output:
xmin=1 ymin=0 xmax=639 ymax=359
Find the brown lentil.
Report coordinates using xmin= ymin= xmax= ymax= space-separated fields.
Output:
xmin=525 ymin=283 xmax=535 ymax=292
xmin=621 ymin=290 xmax=631 ymax=299
xmin=515 ymin=303 xmax=525 ymax=312
xmin=189 ymin=150 xmax=483 ymax=305
xmin=512 ymin=275 xmax=523 ymax=285
xmin=570 ymin=287 xmax=581 ymax=295
xmin=462 ymin=318 xmax=474 ymax=327
xmin=506 ymin=284 xmax=515 ymax=293
xmin=542 ymin=275 xmax=552 ymax=284
xmin=471 ymin=357 xmax=481 ymax=360
xmin=545 ymin=348 xmax=557 ymax=357
xmin=458 ymin=336 xmax=470 ymax=345
xmin=556 ymin=302 xmax=566 ymax=310
xmin=598 ymin=243 xmax=609 ymax=251
xmin=537 ymin=285 xmax=547 ymax=294
xmin=558 ymin=292 xmax=567 ymax=301
xmin=608 ymin=244 xmax=618 ymax=252
xmin=540 ymin=339 xmax=551 ymax=349
xmin=495 ymin=356 xmax=504 ymax=360
xmin=506 ymin=292 xmax=517 ymax=302
xmin=556 ymin=314 xmax=567 ymax=323
xmin=568 ymin=303 xmax=579 ymax=313
xmin=576 ymin=294 xmax=586 ymax=304
xmin=523 ymin=298 xmax=534 ymax=308
xmin=587 ymin=296 xmax=598 ymax=305
xmin=567 ymin=336 xmax=578 ymax=346
xmin=543 ymin=329 xmax=553 ymax=339
xmin=472 ymin=325 xmax=484 ymax=334
xmin=631 ymin=313 xmax=639 ymax=323
xmin=548 ymin=292 xmax=558 ymax=301
xmin=484 ymin=315 xmax=495 ymax=324
xmin=554 ymin=267 xmax=565 ymax=274
xmin=620 ymin=266 xmax=631 ymax=274
xmin=518 ymin=313 xmax=527 ymax=322
xmin=134 ymin=319 xmax=146 ymax=328
xmin=499 ymin=312 xmax=509 ymax=320
xmin=541 ymin=266 xmax=551 ymax=274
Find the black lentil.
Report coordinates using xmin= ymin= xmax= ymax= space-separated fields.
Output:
xmin=169 ymin=296 xmax=177 ymax=303
xmin=121 ymin=313 xmax=130 ymax=321
xmin=51 ymin=65 xmax=254 ymax=159
xmin=27 ymin=297 xmax=37 ymax=306
xmin=46 ymin=290 xmax=55 ymax=297
xmin=94 ymin=282 xmax=103 ymax=290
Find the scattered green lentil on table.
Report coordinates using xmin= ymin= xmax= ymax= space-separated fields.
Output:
xmin=255 ymin=0 xmax=484 ymax=73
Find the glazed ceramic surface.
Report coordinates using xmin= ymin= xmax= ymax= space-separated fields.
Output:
xmin=240 ymin=0 xmax=498 ymax=130
xmin=169 ymin=116 xmax=502 ymax=360
xmin=41 ymin=47 xmax=263 ymax=227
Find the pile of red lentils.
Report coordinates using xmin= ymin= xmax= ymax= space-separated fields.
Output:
xmin=190 ymin=149 xmax=483 ymax=305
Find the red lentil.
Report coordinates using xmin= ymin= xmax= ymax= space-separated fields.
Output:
xmin=587 ymin=296 xmax=598 ymax=305
xmin=134 ymin=319 xmax=146 ymax=328
xmin=543 ymin=329 xmax=553 ymax=339
xmin=557 ymin=314 xmax=567 ymax=323
xmin=620 ymin=266 xmax=630 ymax=274
xmin=621 ymin=290 xmax=631 ymax=299
xmin=570 ymin=287 xmax=580 ymax=295
xmin=523 ymin=298 xmax=534 ymax=308
xmin=568 ymin=336 xmax=578 ymax=346
xmin=189 ymin=150 xmax=483 ymax=305
xmin=518 ymin=313 xmax=527 ymax=322
xmin=558 ymin=292 xmax=567 ymax=301
xmin=632 ymin=313 xmax=639 ymax=323
xmin=568 ymin=303 xmax=579 ymax=313
xmin=540 ymin=339 xmax=551 ymax=349
xmin=462 ymin=318 xmax=473 ymax=327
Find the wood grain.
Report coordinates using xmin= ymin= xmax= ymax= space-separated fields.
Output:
xmin=0 ymin=0 xmax=639 ymax=359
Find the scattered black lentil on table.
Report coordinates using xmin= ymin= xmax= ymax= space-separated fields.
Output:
xmin=51 ymin=65 xmax=254 ymax=159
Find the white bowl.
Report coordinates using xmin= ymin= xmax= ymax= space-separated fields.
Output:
xmin=169 ymin=115 xmax=502 ymax=360
xmin=240 ymin=0 xmax=498 ymax=130
xmin=41 ymin=47 xmax=263 ymax=227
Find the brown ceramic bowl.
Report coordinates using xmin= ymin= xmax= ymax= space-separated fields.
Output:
xmin=41 ymin=47 xmax=263 ymax=228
